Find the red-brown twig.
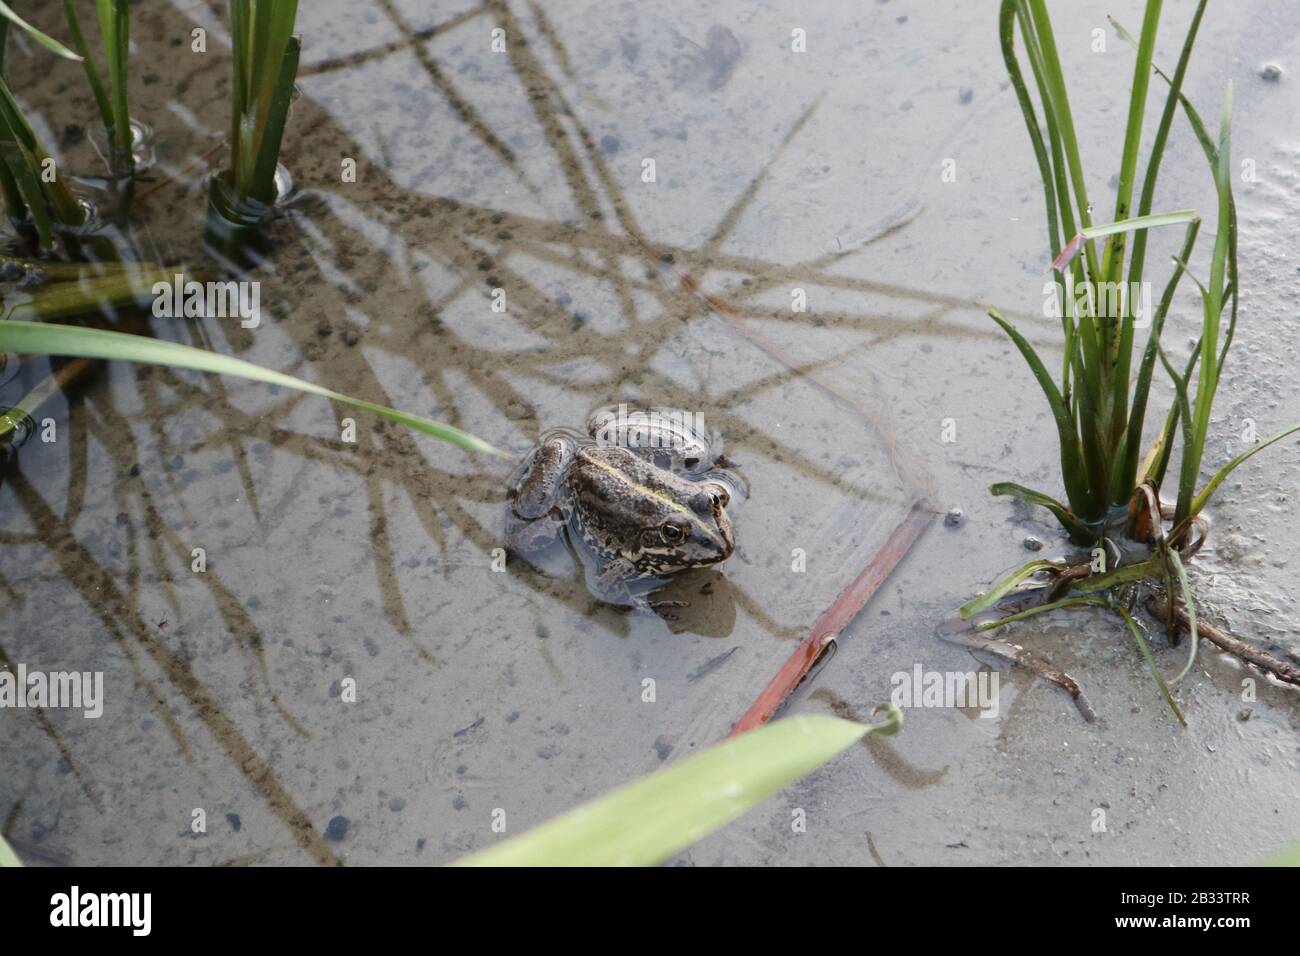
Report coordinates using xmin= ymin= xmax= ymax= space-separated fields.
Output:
xmin=727 ymin=498 xmax=933 ymax=736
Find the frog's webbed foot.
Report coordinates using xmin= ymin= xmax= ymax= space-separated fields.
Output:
xmin=505 ymin=507 xmax=567 ymax=562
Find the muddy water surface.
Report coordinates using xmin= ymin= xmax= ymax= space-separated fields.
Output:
xmin=1 ymin=0 xmax=1298 ymax=865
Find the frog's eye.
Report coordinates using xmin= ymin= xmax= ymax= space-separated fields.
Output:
xmin=661 ymin=521 xmax=687 ymax=543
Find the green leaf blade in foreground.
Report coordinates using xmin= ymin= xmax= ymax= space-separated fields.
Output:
xmin=0 ymin=831 xmax=20 ymax=867
xmin=0 ymin=321 xmax=508 ymax=458
xmin=454 ymin=711 xmax=902 ymax=867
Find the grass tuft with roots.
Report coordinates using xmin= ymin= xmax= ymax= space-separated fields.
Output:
xmin=963 ymin=0 xmax=1300 ymax=724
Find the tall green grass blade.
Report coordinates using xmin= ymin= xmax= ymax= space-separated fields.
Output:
xmin=1117 ymin=605 xmax=1186 ymax=726
xmin=1114 ymin=220 xmax=1200 ymax=502
xmin=987 ymin=308 xmax=1091 ymax=521
xmin=453 ymin=711 xmax=902 ymax=866
xmin=1112 ymin=2 xmax=1208 ymax=473
xmin=1100 ymin=0 xmax=1161 ymax=290
xmin=1157 ymin=343 xmax=1199 ymax=517
xmin=1173 ymin=85 xmax=1234 ymax=529
xmin=1148 ymin=340 xmax=1200 ymax=491
xmin=62 ymin=1 xmax=113 ymax=135
xmin=0 ymin=73 xmax=84 ymax=229
xmin=0 ymin=321 xmax=508 ymax=458
xmin=95 ymin=0 xmax=132 ymax=170
xmin=249 ymin=34 xmax=298 ymax=203
xmin=229 ymin=0 xmax=248 ymax=167
xmin=999 ymin=1 xmax=1062 ymax=268
xmin=958 ymin=558 xmax=1062 ymax=620
xmin=1024 ymin=0 xmax=1099 ymax=281
xmin=0 ymin=1 xmax=82 ymax=60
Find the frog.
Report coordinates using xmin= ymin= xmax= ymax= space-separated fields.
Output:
xmin=505 ymin=407 xmax=738 ymax=608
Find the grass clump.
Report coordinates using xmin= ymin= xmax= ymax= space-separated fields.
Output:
xmin=969 ymin=0 xmax=1300 ymax=724
xmin=62 ymin=0 xmax=135 ymax=176
xmin=0 ymin=14 xmax=87 ymax=249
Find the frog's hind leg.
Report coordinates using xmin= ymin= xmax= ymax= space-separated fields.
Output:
xmin=508 ymin=436 xmax=576 ymax=520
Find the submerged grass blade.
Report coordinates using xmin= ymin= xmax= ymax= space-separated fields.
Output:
xmin=975 ymin=594 xmax=1108 ymax=632
xmin=453 ymin=711 xmax=902 ymax=866
xmin=1117 ymin=605 xmax=1186 ymax=726
xmin=0 ymin=321 xmax=508 ymax=458
xmin=989 ymin=481 xmax=1093 ymax=544
xmin=4 ymin=267 xmax=173 ymax=323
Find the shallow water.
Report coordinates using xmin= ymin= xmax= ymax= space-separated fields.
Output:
xmin=1 ymin=0 xmax=1298 ymax=865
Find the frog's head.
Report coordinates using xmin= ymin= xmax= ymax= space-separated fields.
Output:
xmin=635 ymin=481 xmax=734 ymax=574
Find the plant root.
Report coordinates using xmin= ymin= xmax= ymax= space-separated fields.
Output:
xmin=941 ymin=628 xmax=1097 ymax=722
xmin=1146 ymin=597 xmax=1300 ymax=689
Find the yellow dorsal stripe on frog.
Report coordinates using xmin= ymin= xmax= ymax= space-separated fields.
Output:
xmin=583 ymin=454 xmax=716 ymax=538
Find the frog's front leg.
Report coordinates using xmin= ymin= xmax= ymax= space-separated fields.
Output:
xmin=590 ymin=559 xmax=687 ymax=611
xmin=506 ymin=436 xmax=575 ymax=556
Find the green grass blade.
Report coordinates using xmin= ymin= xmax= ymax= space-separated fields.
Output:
xmin=987 ymin=308 xmax=1092 ymax=521
xmin=1157 ymin=343 xmax=1199 ymax=519
xmin=1053 ymin=210 xmax=1198 ymax=271
xmin=0 ymin=320 xmax=508 ymax=458
xmin=1068 ymin=555 xmax=1165 ymax=594
xmin=62 ymin=1 xmax=113 ymax=134
xmin=95 ymin=0 xmax=133 ymax=169
xmin=452 ymin=711 xmax=902 ymax=866
xmin=0 ymin=1 xmax=82 ymax=60
xmin=1114 ymin=219 xmax=1200 ymax=502
xmin=958 ymin=558 xmax=1062 ymax=620
xmin=0 ymin=831 xmax=21 ymax=867
xmin=1099 ymin=0 xmax=1162 ymax=289
xmin=1184 ymin=422 xmax=1300 ymax=520
xmin=229 ymin=0 xmax=248 ymax=171
xmin=1111 ymin=2 xmax=1208 ymax=441
xmin=0 ymin=74 xmax=84 ymax=229
xmin=248 ymin=34 xmax=298 ymax=203
xmin=999 ymin=1 xmax=1063 ymax=266
xmin=989 ymin=482 xmax=1093 ymax=544
xmin=1025 ymin=0 xmax=1099 ymax=280
xmin=974 ymin=594 xmax=1108 ymax=632
xmin=0 ymin=135 xmax=52 ymax=246
xmin=1167 ymin=547 xmax=1198 ymax=684
xmin=1148 ymin=340 xmax=1201 ymax=491
xmin=1079 ymin=209 xmax=1198 ymax=241
xmin=1117 ymin=605 xmax=1186 ymax=727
